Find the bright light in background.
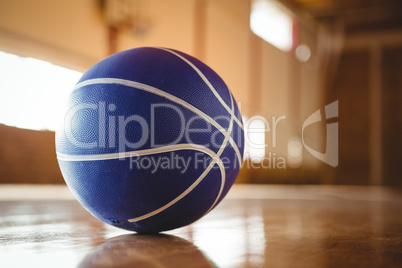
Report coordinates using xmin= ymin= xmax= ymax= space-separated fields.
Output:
xmin=243 ymin=116 xmax=266 ymax=162
xmin=250 ymin=0 xmax=294 ymax=52
xmin=0 ymin=51 xmax=82 ymax=131
xmin=295 ymin=44 xmax=311 ymax=62
xmin=287 ymin=136 xmax=303 ymax=168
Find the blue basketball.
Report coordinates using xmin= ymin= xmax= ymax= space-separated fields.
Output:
xmin=56 ymin=47 xmax=244 ymax=233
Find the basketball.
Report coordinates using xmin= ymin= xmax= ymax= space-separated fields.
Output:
xmin=55 ymin=47 xmax=244 ymax=233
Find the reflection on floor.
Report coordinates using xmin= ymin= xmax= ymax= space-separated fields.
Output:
xmin=1 ymin=185 xmax=401 ymax=267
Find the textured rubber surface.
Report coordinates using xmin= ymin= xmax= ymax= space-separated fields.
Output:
xmin=56 ymin=47 xmax=244 ymax=233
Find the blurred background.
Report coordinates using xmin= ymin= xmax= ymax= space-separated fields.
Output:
xmin=0 ymin=0 xmax=401 ymax=186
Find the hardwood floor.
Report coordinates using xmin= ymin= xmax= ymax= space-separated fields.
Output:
xmin=0 ymin=185 xmax=401 ymax=267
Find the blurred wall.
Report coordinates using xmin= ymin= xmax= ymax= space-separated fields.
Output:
xmin=0 ymin=0 xmax=359 ymax=184
xmin=0 ymin=124 xmax=63 ymax=183
xmin=325 ymin=33 xmax=402 ymax=186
